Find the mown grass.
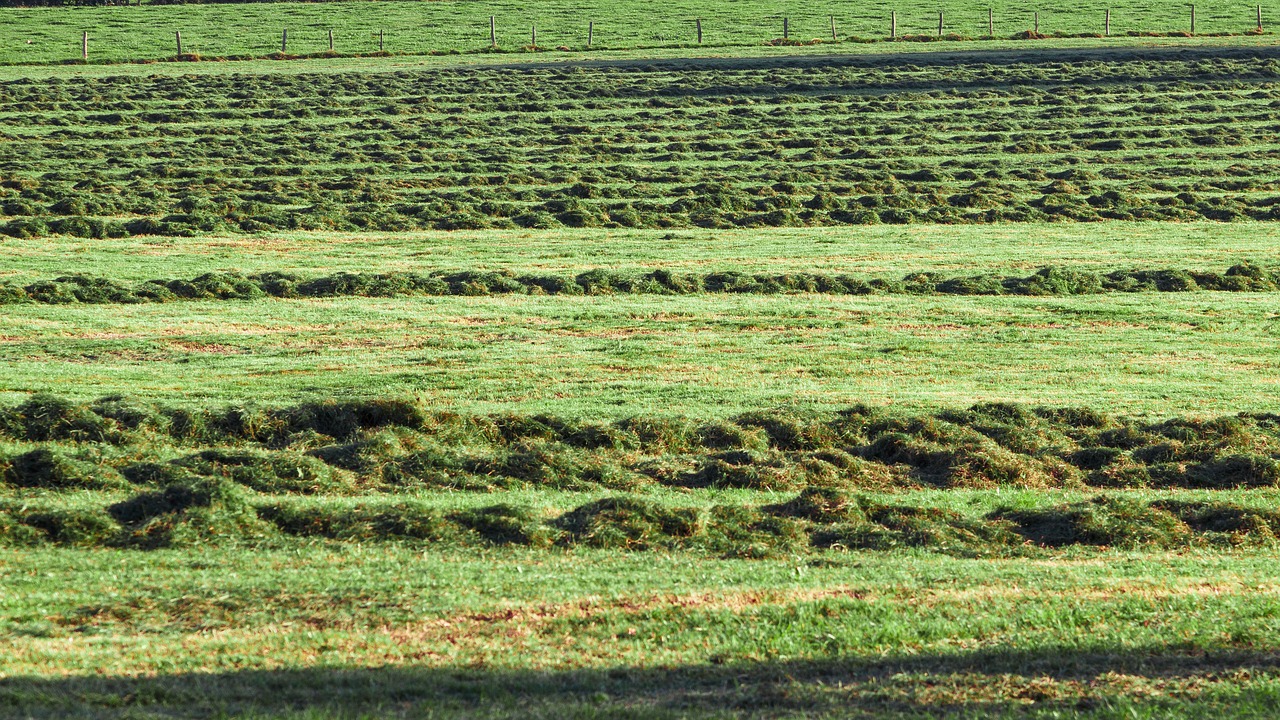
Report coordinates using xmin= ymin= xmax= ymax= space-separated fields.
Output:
xmin=1 ymin=0 xmax=1271 ymax=66
xmin=4 ymin=50 xmax=1280 ymax=239
xmin=3 ymin=224 xmax=1280 ymax=282
xmin=4 ymin=215 xmax=1280 ymax=421
xmin=11 ymin=226 xmax=1277 ymax=419
xmin=1 ymin=290 xmax=1276 ymax=415
xmin=10 ymin=483 xmax=1280 ymax=554
xmin=5 ymin=393 xmax=1280 ymax=556
xmin=6 ymin=260 xmax=1280 ymax=305
xmin=5 ymin=545 xmax=1280 ymax=717
xmin=6 ymin=34 xmax=1280 ymax=718
xmin=0 ymin=31 xmax=1273 ymax=82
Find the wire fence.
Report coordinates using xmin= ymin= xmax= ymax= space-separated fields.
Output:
xmin=0 ymin=0 xmax=1272 ymax=65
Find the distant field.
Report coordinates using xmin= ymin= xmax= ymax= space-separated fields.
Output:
xmin=0 ymin=0 xmax=1272 ymax=65
xmin=3 ymin=47 xmax=1280 ymax=242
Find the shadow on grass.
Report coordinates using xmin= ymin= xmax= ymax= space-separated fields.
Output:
xmin=3 ymin=645 xmax=1280 ymax=718
xmin=533 ymin=42 xmax=1280 ymax=78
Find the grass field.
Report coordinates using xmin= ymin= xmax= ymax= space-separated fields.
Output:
xmin=4 ymin=547 xmax=1279 ymax=717
xmin=3 ymin=226 xmax=1280 ymax=415
xmin=6 ymin=221 xmax=1280 ymax=717
xmin=6 ymin=224 xmax=1280 ymax=280
xmin=5 ymin=24 xmax=1280 ymax=720
xmin=0 ymin=0 xmax=1272 ymax=65
xmin=5 ymin=46 xmax=1280 ymax=241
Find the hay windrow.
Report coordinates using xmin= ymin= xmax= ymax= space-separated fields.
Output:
xmin=2 ymin=396 xmax=1280 ymax=497
xmin=5 ymin=485 xmax=1278 ymax=554
xmin=2 ymin=395 xmax=1279 ymax=552
xmin=2 ymin=264 xmax=1279 ymax=305
xmin=5 ymin=55 xmax=1280 ymax=257
xmin=105 ymin=476 xmax=274 ymax=548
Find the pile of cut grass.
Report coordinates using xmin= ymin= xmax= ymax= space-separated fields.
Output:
xmin=6 ymin=481 xmax=1279 ymax=554
xmin=2 ymin=262 xmax=1278 ymax=304
xmin=5 ymin=395 xmax=1280 ymax=494
xmin=3 ymin=395 xmax=1280 ymax=553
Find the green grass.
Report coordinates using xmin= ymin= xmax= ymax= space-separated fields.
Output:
xmin=5 ymin=224 xmax=1280 ymax=282
xmin=3 ymin=225 xmax=1280 ymax=417
xmin=0 ymin=31 xmax=1274 ymax=80
xmin=0 ymin=0 xmax=1272 ymax=66
xmin=7 ymin=35 xmax=1280 ymax=718
xmin=3 ymin=279 xmax=1278 ymax=415
xmin=5 ymin=545 xmax=1280 ymax=717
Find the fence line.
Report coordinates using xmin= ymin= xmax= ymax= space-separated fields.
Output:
xmin=55 ymin=8 xmax=1272 ymax=64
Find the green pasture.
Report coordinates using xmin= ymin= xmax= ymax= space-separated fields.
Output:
xmin=4 ymin=275 xmax=1279 ymax=415
xmin=4 ymin=34 xmax=1280 ymax=718
xmin=0 ymin=32 xmax=1275 ymax=80
xmin=6 ymin=224 xmax=1280 ymax=281
xmin=2 ymin=224 xmax=1278 ymax=416
xmin=4 ymin=545 xmax=1280 ymax=717
xmin=0 ymin=0 xmax=1274 ymax=66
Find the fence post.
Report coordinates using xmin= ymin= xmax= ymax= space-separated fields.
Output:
xmin=531 ymin=24 xmax=536 ymax=47
xmin=1105 ymin=8 xmax=1110 ymax=35
xmin=783 ymin=17 xmax=789 ymax=39
xmin=588 ymin=21 xmax=593 ymax=46
xmin=490 ymin=15 xmax=496 ymax=47
xmin=175 ymin=30 xmax=181 ymax=55
xmin=830 ymin=15 xmax=837 ymax=40
xmin=938 ymin=10 xmax=944 ymax=35
xmin=988 ymin=8 xmax=993 ymax=36
xmin=328 ymin=28 xmax=334 ymax=51
xmin=379 ymin=28 xmax=384 ymax=51
xmin=891 ymin=10 xmax=897 ymax=37
xmin=1190 ymin=4 xmax=1195 ymax=32
xmin=1034 ymin=11 xmax=1039 ymax=32
xmin=81 ymin=31 xmax=88 ymax=60
xmin=281 ymin=28 xmax=287 ymax=53
xmin=696 ymin=18 xmax=702 ymax=43
xmin=1258 ymin=4 xmax=1264 ymax=29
